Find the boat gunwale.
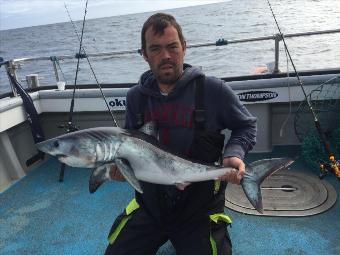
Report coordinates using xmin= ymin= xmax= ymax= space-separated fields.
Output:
xmin=1 ymin=67 xmax=339 ymax=100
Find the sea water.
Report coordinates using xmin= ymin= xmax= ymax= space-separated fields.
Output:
xmin=0 ymin=0 xmax=339 ymax=94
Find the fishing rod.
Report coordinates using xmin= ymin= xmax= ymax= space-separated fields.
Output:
xmin=58 ymin=0 xmax=120 ymax=181
xmin=64 ymin=1 xmax=118 ymax=128
xmin=59 ymin=0 xmax=89 ymax=182
xmin=67 ymin=0 xmax=88 ymax=133
xmin=59 ymin=0 xmax=118 ymax=182
xmin=58 ymin=0 xmax=91 ymax=182
xmin=265 ymin=0 xmax=339 ymax=179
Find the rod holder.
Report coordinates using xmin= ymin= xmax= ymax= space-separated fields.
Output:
xmin=26 ymin=74 xmax=40 ymax=89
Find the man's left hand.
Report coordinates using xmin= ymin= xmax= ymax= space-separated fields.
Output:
xmin=218 ymin=157 xmax=245 ymax=184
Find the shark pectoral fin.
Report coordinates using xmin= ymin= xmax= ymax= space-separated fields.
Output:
xmin=89 ymin=164 xmax=111 ymax=194
xmin=175 ymin=182 xmax=191 ymax=191
xmin=115 ymin=158 xmax=143 ymax=193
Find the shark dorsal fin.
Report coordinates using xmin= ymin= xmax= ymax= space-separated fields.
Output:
xmin=139 ymin=121 xmax=158 ymax=139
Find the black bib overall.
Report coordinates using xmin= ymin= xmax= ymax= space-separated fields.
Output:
xmin=105 ymin=76 xmax=232 ymax=255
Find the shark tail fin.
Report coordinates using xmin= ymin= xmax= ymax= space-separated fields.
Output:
xmin=241 ymin=158 xmax=294 ymax=213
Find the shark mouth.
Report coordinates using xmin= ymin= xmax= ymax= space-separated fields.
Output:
xmin=56 ymin=154 xmax=68 ymax=161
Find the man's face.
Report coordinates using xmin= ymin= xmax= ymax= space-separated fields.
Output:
xmin=143 ymin=25 xmax=186 ymax=86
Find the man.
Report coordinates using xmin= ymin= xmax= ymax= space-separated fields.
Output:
xmin=105 ymin=13 xmax=257 ymax=255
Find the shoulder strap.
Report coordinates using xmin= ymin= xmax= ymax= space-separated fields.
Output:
xmin=194 ymin=75 xmax=205 ymax=130
xmin=136 ymin=91 xmax=148 ymax=127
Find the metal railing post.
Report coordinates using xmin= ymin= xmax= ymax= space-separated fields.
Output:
xmin=52 ymin=60 xmax=60 ymax=82
xmin=5 ymin=61 xmax=19 ymax=96
xmin=274 ymin=33 xmax=281 ymax=73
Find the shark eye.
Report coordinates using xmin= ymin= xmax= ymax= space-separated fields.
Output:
xmin=53 ymin=140 xmax=59 ymax=148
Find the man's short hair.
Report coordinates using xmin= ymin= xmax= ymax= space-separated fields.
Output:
xmin=141 ymin=13 xmax=185 ymax=51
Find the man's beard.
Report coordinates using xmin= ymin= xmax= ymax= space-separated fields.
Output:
xmin=156 ymin=69 xmax=181 ymax=85
xmin=155 ymin=61 xmax=182 ymax=85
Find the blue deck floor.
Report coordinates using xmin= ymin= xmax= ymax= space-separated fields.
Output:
xmin=0 ymin=146 xmax=339 ymax=255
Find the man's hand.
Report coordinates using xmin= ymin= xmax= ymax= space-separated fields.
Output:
xmin=109 ymin=165 xmax=125 ymax=182
xmin=218 ymin=157 xmax=245 ymax=184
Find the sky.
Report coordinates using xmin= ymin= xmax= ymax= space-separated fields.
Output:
xmin=0 ymin=0 xmax=226 ymax=30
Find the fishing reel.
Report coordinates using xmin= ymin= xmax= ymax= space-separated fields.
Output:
xmin=58 ymin=123 xmax=79 ymax=133
xmin=319 ymin=155 xmax=340 ymax=180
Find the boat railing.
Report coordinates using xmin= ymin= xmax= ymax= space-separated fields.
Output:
xmin=1 ymin=28 xmax=340 ymax=97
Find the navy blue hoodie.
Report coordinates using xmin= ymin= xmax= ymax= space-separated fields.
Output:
xmin=125 ymin=64 xmax=257 ymax=160
xmin=124 ymin=64 xmax=257 ymax=225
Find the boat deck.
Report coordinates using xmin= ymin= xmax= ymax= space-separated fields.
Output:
xmin=0 ymin=146 xmax=339 ymax=255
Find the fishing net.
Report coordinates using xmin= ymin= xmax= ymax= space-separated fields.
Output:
xmin=294 ymin=75 xmax=340 ymax=171
xmin=301 ymin=128 xmax=340 ymax=171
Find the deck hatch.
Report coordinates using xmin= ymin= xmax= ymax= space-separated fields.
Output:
xmin=225 ymin=170 xmax=337 ymax=216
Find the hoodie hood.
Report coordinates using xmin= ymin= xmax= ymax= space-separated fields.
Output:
xmin=137 ymin=64 xmax=204 ymax=98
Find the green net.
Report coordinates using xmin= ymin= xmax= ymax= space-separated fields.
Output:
xmin=301 ymin=128 xmax=340 ymax=171
xmin=294 ymin=75 xmax=340 ymax=170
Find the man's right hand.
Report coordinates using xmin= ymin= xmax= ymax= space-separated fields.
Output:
xmin=219 ymin=156 xmax=245 ymax=184
xmin=109 ymin=165 xmax=126 ymax=181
